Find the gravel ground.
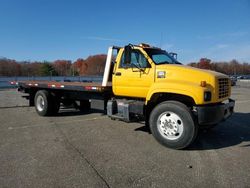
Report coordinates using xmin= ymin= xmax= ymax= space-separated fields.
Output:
xmin=0 ymin=87 xmax=249 ymax=188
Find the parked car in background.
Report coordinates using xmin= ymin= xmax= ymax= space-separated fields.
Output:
xmin=237 ymin=76 xmax=244 ymax=79
xmin=230 ymin=76 xmax=237 ymax=86
xmin=244 ymin=75 xmax=250 ymax=79
xmin=237 ymin=75 xmax=250 ymax=80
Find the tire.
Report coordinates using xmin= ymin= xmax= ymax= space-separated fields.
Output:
xmin=35 ymin=90 xmax=59 ymax=116
xmin=149 ymin=101 xmax=197 ymax=149
xmin=79 ymin=100 xmax=91 ymax=112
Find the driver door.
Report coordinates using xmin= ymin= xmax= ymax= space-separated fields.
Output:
xmin=113 ymin=49 xmax=154 ymax=98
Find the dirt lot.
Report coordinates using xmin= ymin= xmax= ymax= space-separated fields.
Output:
xmin=0 ymin=87 xmax=249 ymax=188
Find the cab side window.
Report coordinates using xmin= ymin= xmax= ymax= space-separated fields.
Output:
xmin=119 ymin=50 xmax=150 ymax=68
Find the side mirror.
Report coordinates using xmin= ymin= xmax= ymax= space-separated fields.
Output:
xmin=124 ymin=45 xmax=132 ymax=64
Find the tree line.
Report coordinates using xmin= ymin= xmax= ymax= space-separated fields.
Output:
xmin=1 ymin=55 xmax=250 ymax=77
xmin=0 ymin=54 xmax=107 ymax=77
xmin=188 ymin=58 xmax=250 ymax=75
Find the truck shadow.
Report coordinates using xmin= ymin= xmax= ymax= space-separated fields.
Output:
xmin=56 ymin=108 xmax=105 ymax=117
xmin=188 ymin=112 xmax=250 ymax=150
xmin=134 ymin=124 xmax=151 ymax=134
xmin=55 ymin=108 xmax=250 ymax=150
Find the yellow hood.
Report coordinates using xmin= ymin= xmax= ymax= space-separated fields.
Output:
xmin=156 ymin=64 xmax=228 ymax=87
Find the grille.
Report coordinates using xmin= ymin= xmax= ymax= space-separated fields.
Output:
xmin=218 ymin=78 xmax=230 ymax=99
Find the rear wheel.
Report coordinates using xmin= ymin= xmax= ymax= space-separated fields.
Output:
xmin=35 ymin=90 xmax=60 ymax=116
xmin=149 ymin=101 xmax=197 ymax=149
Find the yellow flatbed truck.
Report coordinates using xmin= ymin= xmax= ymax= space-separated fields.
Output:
xmin=12 ymin=43 xmax=235 ymax=149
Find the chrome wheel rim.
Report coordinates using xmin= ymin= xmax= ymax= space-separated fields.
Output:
xmin=36 ymin=95 xmax=45 ymax=112
xmin=157 ymin=111 xmax=184 ymax=140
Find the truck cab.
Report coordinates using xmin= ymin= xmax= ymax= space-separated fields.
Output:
xmin=111 ymin=44 xmax=230 ymax=105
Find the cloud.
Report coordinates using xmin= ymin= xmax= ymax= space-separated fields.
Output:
xmin=215 ymin=44 xmax=229 ymax=49
xmin=196 ymin=35 xmax=214 ymax=40
xmin=225 ymin=31 xmax=248 ymax=37
xmin=196 ymin=31 xmax=249 ymax=40
xmin=162 ymin=43 xmax=174 ymax=50
xmin=230 ymin=45 xmax=250 ymax=61
xmin=82 ymin=36 xmax=125 ymax=42
xmin=198 ymin=43 xmax=250 ymax=62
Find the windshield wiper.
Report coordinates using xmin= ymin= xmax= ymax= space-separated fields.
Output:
xmin=157 ymin=61 xmax=170 ymax=65
xmin=157 ymin=61 xmax=182 ymax=65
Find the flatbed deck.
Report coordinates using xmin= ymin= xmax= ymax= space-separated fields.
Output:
xmin=11 ymin=80 xmax=112 ymax=93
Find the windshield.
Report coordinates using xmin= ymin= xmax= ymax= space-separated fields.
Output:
xmin=144 ymin=49 xmax=181 ymax=65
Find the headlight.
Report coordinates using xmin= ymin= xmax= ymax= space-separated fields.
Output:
xmin=204 ymin=91 xmax=212 ymax=102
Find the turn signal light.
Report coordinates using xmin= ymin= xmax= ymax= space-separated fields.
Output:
xmin=139 ymin=43 xmax=151 ymax=48
xmin=200 ymin=81 xmax=207 ymax=87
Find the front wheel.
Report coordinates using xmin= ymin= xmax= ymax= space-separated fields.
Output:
xmin=149 ymin=101 xmax=197 ymax=149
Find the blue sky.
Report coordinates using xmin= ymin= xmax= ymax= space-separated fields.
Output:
xmin=0 ymin=0 xmax=250 ymax=63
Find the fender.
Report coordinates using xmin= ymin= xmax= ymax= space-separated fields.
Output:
xmin=146 ymin=81 xmax=207 ymax=105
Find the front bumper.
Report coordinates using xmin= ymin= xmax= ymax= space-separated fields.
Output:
xmin=196 ymin=98 xmax=235 ymax=125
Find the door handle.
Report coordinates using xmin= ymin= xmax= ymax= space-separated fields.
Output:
xmin=115 ymin=72 xmax=122 ymax=76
